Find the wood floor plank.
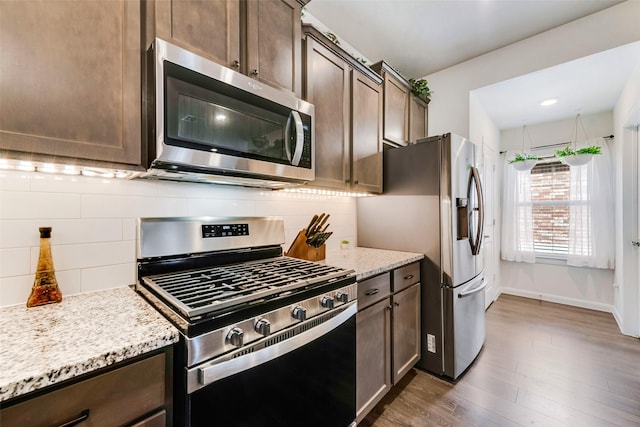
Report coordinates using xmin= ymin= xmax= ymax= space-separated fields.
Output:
xmin=360 ymin=294 xmax=640 ymax=426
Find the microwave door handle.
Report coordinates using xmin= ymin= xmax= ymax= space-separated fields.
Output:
xmin=290 ymin=111 xmax=304 ymax=166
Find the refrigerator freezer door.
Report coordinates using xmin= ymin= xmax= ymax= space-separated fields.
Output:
xmin=443 ymin=274 xmax=486 ymax=379
xmin=446 ymin=135 xmax=479 ymax=287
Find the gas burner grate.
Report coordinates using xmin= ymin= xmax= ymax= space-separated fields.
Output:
xmin=142 ymin=257 xmax=353 ymax=319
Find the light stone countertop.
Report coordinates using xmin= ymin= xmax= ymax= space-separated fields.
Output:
xmin=0 ymin=248 xmax=421 ymax=404
xmin=323 ymin=247 xmax=424 ymax=281
xmin=0 ymin=286 xmax=179 ymax=403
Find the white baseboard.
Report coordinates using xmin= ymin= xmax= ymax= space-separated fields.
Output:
xmin=499 ymin=287 xmax=614 ymax=313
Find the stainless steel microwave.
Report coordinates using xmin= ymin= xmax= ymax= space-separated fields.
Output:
xmin=140 ymin=38 xmax=314 ymax=188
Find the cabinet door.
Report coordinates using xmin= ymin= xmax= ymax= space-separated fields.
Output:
xmin=0 ymin=0 xmax=142 ymax=167
xmin=408 ymin=95 xmax=429 ymax=144
xmin=382 ymin=73 xmax=409 ymax=146
xmin=304 ymin=38 xmax=350 ymax=190
xmin=0 ymin=353 xmax=166 ymax=426
xmin=392 ymin=282 xmax=421 ymax=383
xmin=245 ymin=0 xmax=301 ymax=96
xmin=356 ymin=298 xmax=392 ymax=423
xmin=351 ymin=71 xmax=383 ymax=193
xmin=156 ymin=0 xmax=241 ymax=70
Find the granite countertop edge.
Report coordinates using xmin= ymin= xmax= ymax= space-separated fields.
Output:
xmin=0 ymin=286 xmax=179 ymax=404
xmin=323 ymin=247 xmax=424 ymax=281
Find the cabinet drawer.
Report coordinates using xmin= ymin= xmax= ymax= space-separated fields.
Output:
xmin=0 ymin=353 xmax=166 ymax=427
xmin=393 ymin=262 xmax=420 ymax=292
xmin=357 ymin=272 xmax=391 ymax=309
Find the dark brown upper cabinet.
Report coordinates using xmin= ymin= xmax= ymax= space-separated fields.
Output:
xmin=303 ymin=25 xmax=383 ymax=193
xmin=0 ymin=0 xmax=143 ymax=169
xmin=371 ymin=61 xmax=429 ymax=147
xmin=155 ymin=0 xmax=302 ymax=96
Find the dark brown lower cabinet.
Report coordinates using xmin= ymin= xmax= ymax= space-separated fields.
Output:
xmin=356 ymin=262 xmax=421 ymax=423
xmin=0 ymin=351 xmax=171 ymax=427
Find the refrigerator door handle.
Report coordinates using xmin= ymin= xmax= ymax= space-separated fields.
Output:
xmin=458 ymin=278 xmax=487 ymax=298
xmin=468 ymin=166 xmax=484 ymax=255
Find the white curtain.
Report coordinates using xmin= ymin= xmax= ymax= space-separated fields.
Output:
xmin=501 ymin=155 xmax=535 ymax=263
xmin=567 ymin=138 xmax=615 ymax=268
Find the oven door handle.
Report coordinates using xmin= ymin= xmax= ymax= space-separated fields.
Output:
xmin=189 ymin=302 xmax=357 ymax=394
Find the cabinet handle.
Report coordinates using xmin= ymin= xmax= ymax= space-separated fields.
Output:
xmin=232 ymin=60 xmax=240 ymax=68
xmin=394 ymin=302 xmax=400 ymax=307
xmin=364 ymin=288 xmax=379 ymax=296
xmin=354 ymin=180 xmax=359 ymax=185
xmin=58 ymin=409 xmax=90 ymax=427
xmin=251 ymin=69 xmax=259 ymax=76
xmin=403 ymin=274 xmax=414 ymax=281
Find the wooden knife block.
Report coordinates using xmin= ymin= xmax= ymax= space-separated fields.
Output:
xmin=285 ymin=229 xmax=326 ymax=261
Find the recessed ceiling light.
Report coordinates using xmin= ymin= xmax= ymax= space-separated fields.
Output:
xmin=540 ymin=98 xmax=558 ymax=107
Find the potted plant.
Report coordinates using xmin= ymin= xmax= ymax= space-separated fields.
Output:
xmin=408 ymin=78 xmax=432 ymax=102
xmin=509 ymin=153 xmax=539 ymax=171
xmin=555 ymin=145 xmax=601 ymax=166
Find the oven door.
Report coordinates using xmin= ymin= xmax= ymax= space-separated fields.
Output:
xmin=180 ymin=303 xmax=356 ymax=427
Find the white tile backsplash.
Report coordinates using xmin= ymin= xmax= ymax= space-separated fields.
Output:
xmin=29 ymin=241 xmax=135 ymax=271
xmin=81 ymin=263 xmax=135 ymax=293
xmin=187 ymin=197 xmax=256 ymax=217
xmin=0 ymin=170 xmax=358 ymax=306
xmin=0 ymin=248 xmax=31 ymax=276
xmin=1 ymin=192 xmax=81 ymax=219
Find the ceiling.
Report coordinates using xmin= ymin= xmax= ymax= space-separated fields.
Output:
xmin=305 ymin=0 xmax=638 ymax=129
xmin=305 ymin=0 xmax=625 ymax=79
xmin=472 ymin=41 xmax=640 ymax=129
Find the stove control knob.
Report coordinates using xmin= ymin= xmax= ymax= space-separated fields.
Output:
xmin=291 ymin=306 xmax=307 ymax=321
xmin=321 ymin=296 xmax=335 ymax=309
xmin=254 ymin=318 xmax=271 ymax=336
xmin=335 ymin=292 xmax=349 ymax=304
xmin=226 ymin=327 xmax=244 ymax=347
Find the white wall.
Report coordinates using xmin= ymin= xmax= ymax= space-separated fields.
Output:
xmin=0 ymin=170 xmax=357 ymax=307
xmin=613 ymin=57 xmax=640 ymax=337
xmin=498 ymin=112 xmax=616 ymax=312
xmin=425 ymin=0 xmax=640 ymax=139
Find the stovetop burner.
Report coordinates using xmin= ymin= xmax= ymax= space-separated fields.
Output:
xmin=142 ymin=256 xmax=352 ymax=319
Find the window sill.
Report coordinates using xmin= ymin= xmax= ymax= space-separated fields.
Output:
xmin=534 ymin=256 xmax=567 ymax=266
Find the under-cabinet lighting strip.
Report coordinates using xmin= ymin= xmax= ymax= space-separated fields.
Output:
xmin=0 ymin=158 xmax=135 ymax=179
xmin=280 ymin=187 xmax=373 ymax=198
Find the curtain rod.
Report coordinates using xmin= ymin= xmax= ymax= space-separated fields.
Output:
xmin=499 ymin=134 xmax=614 ymax=154
xmin=531 ymin=134 xmax=614 ymax=150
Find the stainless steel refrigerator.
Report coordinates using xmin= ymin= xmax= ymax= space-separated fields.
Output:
xmin=357 ymin=133 xmax=486 ymax=380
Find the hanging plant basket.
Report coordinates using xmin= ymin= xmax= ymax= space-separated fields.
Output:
xmin=559 ymin=153 xmax=593 ymax=167
xmin=555 ymin=115 xmax=602 ymax=167
xmin=511 ymin=159 xmax=538 ymax=171
xmin=509 ymin=153 xmax=538 ymax=171
xmin=555 ymin=145 xmax=601 ymax=167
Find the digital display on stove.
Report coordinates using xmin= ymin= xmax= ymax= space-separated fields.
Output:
xmin=202 ymin=223 xmax=249 ymax=238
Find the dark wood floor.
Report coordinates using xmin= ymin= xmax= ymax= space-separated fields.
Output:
xmin=360 ymin=294 xmax=640 ymax=427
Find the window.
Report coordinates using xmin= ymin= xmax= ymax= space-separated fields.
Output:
xmin=501 ymin=139 xmax=614 ymax=269
xmin=530 ymin=161 xmax=571 ymax=257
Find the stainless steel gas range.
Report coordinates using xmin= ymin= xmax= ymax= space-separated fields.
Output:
xmin=135 ymin=217 xmax=357 ymax=427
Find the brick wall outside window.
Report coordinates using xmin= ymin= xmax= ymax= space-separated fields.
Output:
xmin=530 ymin=161 xmax=570 ymax=256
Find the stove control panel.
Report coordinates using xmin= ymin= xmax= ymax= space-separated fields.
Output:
xmin=202 ymin=223 xmax=249 ymax=238
xmin=184 ymin=282 xmax=358 ymax=367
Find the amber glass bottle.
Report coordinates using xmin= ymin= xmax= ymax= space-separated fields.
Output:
xmin=26 ymin=227 xmax=63 ymax=307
